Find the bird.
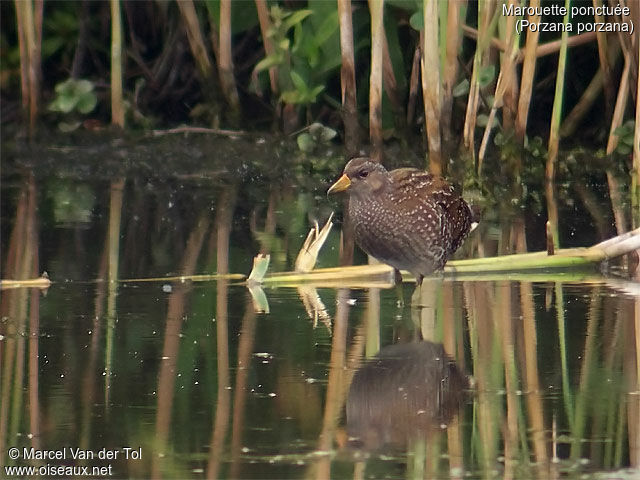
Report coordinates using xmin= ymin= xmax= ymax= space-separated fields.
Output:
xmin=327 ymin=157 xmax=475 ymax=286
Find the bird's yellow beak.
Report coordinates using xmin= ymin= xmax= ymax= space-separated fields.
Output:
xmin=327 ymin=174 xmax=351 ymax=194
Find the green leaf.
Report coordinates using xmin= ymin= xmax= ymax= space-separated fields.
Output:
xmin=58 ymin=120 xmax=82 ymax=132
xmin=283 ymin=9 xmax=313 ymax=32
xmin=54 ymin=78 xmax=74 ymax=94
xmin=74 ymin=79 xmax=94 ymax=95
xmin=297 ymin=132 xmax=315 ymax=152
xmin=49 ymin=93 xmax=78 ymax=113
xmin=281 ymin=89 xmax=302 ymax=104
xmin=76 ymin=93 xmax=97 ymax=114
xmin=290 ymin=70 xmax=308 ymax=93
xmin=309 ymin=122 xmax=337 ymax=142
xmin=278 ymin=38 xmax=290 ymax=50
xmin=616 ymin=143 xmax=632 ymax=155
xmin=409 ymin=11 xmax=423 ymax=30
xmin=41 ymin=37 xmax=65 ymax=58
xmin=621 ymin=133 xmax=636 ymax=146
xmin=479 ymin=65 xmax=496 ymax=87
xmin=613 ymin=121 xmax=634 ymax=138
xmin=313 ymin=11 xmax=339 ymax=47
xmin=308 ymin=85 xmax=324 ymax=101
xmin=254 ymin=54 xmax=283 ymax=73
xmin=453 ymin=79 xmax=470 ymax=97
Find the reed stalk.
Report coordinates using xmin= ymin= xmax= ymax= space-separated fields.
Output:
xmin=555 ymin=283 xmax=575 ymax=430
xmin=8 ymin=175 xmax=38 ymax=452
xmin=378 ymin=16 xmax=402 ymax=121
xmin=31 ymin=0 xmax=42 ymax=132
xmin=422 ymin=0 xmax=443 ymax=175
xmin=228 ymin=299 xmax=257 ymax=480
xmin=24 ymin=0 xmax=39 ymax=133
xmin=407 ymin=44 xmax=421 ymax=126
xmin=218 ymin=0 xmax=241 ymax=122
xmin=546 ymin=0 xmax=571 ymax=175
xmin=515 ymin=0 xmax=540 ymax=143
xmin=206 ymin=283 xmax=231 ymax=480
xmin=257 ymin=227 xmax=640 ymax=285
xmin=28 ymin=242 xmax=41 ymax=452
xmin=315 ymin=288 xmax=349 ymax=479
xmin=255 ymin=0 xmax=278 ymax=94
xmin=462 ymin=10 xmax=482 ymax=155
xmin=463 ymin=1 xmax=497 ymax=161
xmin=365 ymin=287 xmax=381 ymax=356
xmin=606 ymin=53 xmax=631 ymax=234
xmin=569 ymin=290 xmax=600 ymax=461
xmin=498 ymin=0 xmax=519 ymax=131
xmin=150 ymin=216 xmax=211 ymax=479
xmin=14 ymin=0 xmax=41 ymax=133
xmin=496 ymin=282 xmax=519 ymax=476
xmin=369 ymin=0 xmax=384 ymax=162
xmin=110 ymin=0 xmax=124 ymax=127
xmin=479 ymin=36 xmax=519 ymax=170
xmin=14 ymin=1 xmax=28 ymax=115
xmin=104 ymin=178 xmax=125 ymax=410
xmin=441 ymin=1 xmax=464 ymax=147
xmin=520 ymin=282 xmax=549 ymax=473
xmin=338 ymin=0 xmax=360 ymax=156
xmin=560 ymin=67 xmax=604 ymax=138
xmin=177 ymin=1 xmax=215 ymax=83
xmin=593 ymin=0 xmax=615 ymax=119
xmin=633 ymin=47 xmax=640 ymax=230
xmin=0 ymin=277 xmax=50 ymax=289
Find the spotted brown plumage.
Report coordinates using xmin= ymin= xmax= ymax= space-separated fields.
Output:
xmin=328 ymin=157 xmax=474 ymax=285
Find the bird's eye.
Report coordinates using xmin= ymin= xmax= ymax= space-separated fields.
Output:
xmin=358 ymin=170 xmax=369 ymax=178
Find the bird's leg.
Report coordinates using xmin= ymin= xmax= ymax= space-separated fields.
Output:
xmin=394 ymin=269 xmax=405 ymax=307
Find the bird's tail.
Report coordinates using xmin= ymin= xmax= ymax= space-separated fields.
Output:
xmin=469 ymin=204 xmax=482 ymax=232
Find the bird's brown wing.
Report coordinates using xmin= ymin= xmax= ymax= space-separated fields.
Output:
xmin=388 ymin=169 xmax=456 ymax=204
xmin=442 ymin=196 xmax=472 ymax=254
xmin=389 ymin=168 xmax=471 ymax=255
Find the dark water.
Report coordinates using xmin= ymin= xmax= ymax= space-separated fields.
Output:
xmin=1 ymin=137 xmax=639 ymax=479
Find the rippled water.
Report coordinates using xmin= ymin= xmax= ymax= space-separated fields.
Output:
xmin=1 ymin=137 xmax=639 ymax=479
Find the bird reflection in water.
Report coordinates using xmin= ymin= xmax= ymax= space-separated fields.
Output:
xmin=346 ymin=341 xmax=470 ymax=451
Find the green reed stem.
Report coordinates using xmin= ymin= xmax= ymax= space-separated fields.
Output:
xmin=547 ymin=0 xmax=571 ymax=176
xmin=555 ymin=283 xmax=575 ymax=433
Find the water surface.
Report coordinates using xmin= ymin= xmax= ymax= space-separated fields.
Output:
xmin=1 ymin=136 xmax=639 ymax=479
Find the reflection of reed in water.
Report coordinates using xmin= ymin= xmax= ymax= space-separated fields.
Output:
xmin=346 ymin=341 xmax=469 ymax=450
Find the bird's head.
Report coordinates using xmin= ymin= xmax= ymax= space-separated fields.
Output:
xmin=327 ymin=158 xmax=389 ymax=197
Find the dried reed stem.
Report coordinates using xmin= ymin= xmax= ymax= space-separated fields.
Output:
xmin=463 ymin=1 xmax=497 ymax=160
xmin=560 ymin=68 xmax=604 ymax=138
xmin=593 ymin=0 xmax=615 ymax=119
xmin=515 ymin=0 xmax=540 ymax=143
xmin=633 ymin=47 xmax=640 ymax=230
xmin=338 ymin=0 xmax=360 ymax=156
xmin=177 ymin=1 xmax=214 ymax=81
xmin=15 ymin=0 xmax=41 ymax=133
xmin=499 ymin=0 xmax=519 ymax=130
xmin=606 ymin=53 xmax=631 ymax=235
xmin=255 ymin=0 xmax=278 ymax=93
xmin=441 ymin=1 xmax=464 ymax=146
xmin=219 ymin=0 xmax=241 ymax=119
xmin=369 ymin=0 xmax=384 ymax=162
xmin=422 ymin=0 xmax=443 ymax=174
